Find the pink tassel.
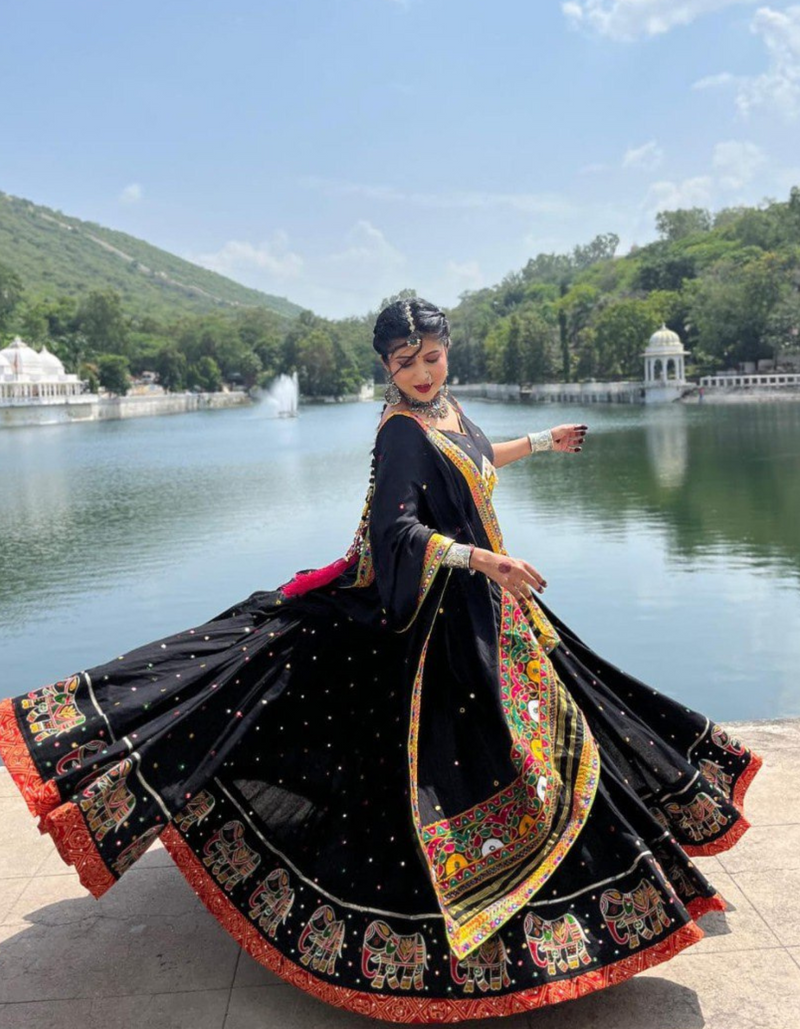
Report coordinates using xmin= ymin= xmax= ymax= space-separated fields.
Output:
xmin=279 ymin=555 xmax=357 ymax=598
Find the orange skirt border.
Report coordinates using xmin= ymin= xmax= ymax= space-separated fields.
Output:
xmin=160 ymin=823 xmax=720 ymax=1023
xmin=0 ymin=695 xmax=758 ymax=1022
xmin=682 ymin=750 xmax=763 ymax=857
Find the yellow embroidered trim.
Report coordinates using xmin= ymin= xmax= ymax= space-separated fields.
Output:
xmin=393 ymin=532 xmax=454 ymax=635
xmin=407 ymin=583 xmax=600 ymax=961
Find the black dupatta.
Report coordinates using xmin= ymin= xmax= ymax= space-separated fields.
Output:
xmin=332 ymin=409 xmax=600 ymax=960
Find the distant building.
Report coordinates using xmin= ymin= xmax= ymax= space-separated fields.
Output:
xmin=0 ymin=336 xmax=84 ymax=403
xmin=641 ymin=324 xmax=689 ymax=403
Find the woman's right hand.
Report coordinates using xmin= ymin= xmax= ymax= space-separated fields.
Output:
xmin=471 ymin=548 xmax=547 ymax=598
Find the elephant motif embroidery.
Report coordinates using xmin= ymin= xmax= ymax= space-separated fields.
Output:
xmin=665 ymin=792 xmax=730 ymax=842
xmin=298 ymin=904 xmax=345 ymax=975
xmin=55 ymin=738 xmax=106 ymax=775
xmin=699 ymin=759 xmax=734 ymax=799
xmin=55 ymin=738 xmax=107 ymax=792
xmin=450 ymin=935 xmax=511 ymax=992
xmin=21 ymin=674 xmax=86 ymax=742
xmin=174 ymin=790 xmax=216 ymax=832
xmin=248 ymin=867 xmax=295 ymax=936
xmin=662 ymin=858 xmax=699 ymax=900
xmin=711 ymin=724 xmax=745 ymax=756
xmin=202 ymin=820 xmax=261 ymax=892
xmin=523 ymin=912 xmax=593 ymax=976
xmin=600 ymin=878 xmax=671 ymax=949
xmin=648 ymin=805 xmax=670 ymax=831
xmin=78 ymin=758 xmax=136 ymax=841
xmin=111 ymin=825 xmax=162 ymax=876
xmin=362 ymin=920 xmax=428 ymax=990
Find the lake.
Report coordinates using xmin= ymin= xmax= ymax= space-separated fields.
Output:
xmin=1 ymin=396 xmax=798 ymax=721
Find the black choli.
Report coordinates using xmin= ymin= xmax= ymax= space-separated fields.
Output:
xmin=0 ymin=399 xmax=762 ymax=1023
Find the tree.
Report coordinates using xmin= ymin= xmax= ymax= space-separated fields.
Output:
xmin=237 ymin=350 xmax=263 ymax=389
xmin=155 ymin=348 xmax=188 ymax=391
xmin=80 ymin=362 xmax=100 ymax=394
xmin=685 ymin=252 xmax=785 ymax=367
xmin=76 ymin=290 xmax=129 ymax=355
xmin=0 ymin=261 xmax=24 ymax=332
xmin=518 ymin=310 xmax=557 ymax=383
xmin=557 ymin=284 xmax=600 ymax=379
xmin=19 ymin=300 xmax=50 ymax=345
xmin=592 ymin=300 xmax=662 ymax=379
xmin=297 ymin=328 xmax=336 ymax=395
xmin=572 ymin=233 xmax=620 ymax=271
xmin=763 ymin=290 xmax=800 ymax=363
xmin=655 ymin=208 xmax=712 ymax=242
xmin=503 ymin=315 xmax=524 ymax=384
xmin=188 ymin=355 xmax=223 ymax=392
xmin=521 ymin=252 xmax=573 ymax=287
xmin=98 ymin=354 xmax=131 ymax=395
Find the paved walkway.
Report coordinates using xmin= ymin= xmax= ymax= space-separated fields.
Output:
xmin=1 ymin=718 xmax=798 ymax=1029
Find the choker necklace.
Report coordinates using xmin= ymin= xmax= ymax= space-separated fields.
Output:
xmin=403 ymin=386 xmax=451 ymax=420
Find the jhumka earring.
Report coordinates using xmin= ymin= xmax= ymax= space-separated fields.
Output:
xmin=384 ymin=377 xmax=402 ymax=405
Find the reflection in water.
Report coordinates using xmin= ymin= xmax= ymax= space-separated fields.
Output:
xmin=645 ymin=408 xmax=689 ymax=489
xmin=1 ymin=398 xmax=799 ymax=719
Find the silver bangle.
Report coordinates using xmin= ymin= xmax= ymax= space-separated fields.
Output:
xmin=527 ymin=429 xmax=554 ymax=454
xmin=441 ymin=541 xmax=476 ymax=575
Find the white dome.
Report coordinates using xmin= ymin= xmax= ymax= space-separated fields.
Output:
xmin=0 ymin=351 xmax=11 ymax=370
xmin=38 ymin=344 xmax=65 ymax=374
xmin=0 ymin=337 xmax=43 ymax=376
xmin=645 ymin=324 xmax=683 ymax=352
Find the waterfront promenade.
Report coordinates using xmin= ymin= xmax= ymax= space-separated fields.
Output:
xmin=0 ymin=718 xmax=797 ymax=1028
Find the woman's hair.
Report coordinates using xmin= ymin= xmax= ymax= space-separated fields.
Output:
xmin=372 ymin=297 xmax=450 ymax=361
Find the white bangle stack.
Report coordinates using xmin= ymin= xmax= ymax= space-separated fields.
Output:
xmin=527 ymin=429 xmax=554 ymax=454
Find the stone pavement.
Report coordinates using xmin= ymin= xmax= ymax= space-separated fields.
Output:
xmin=1 ymin=719 xmax=798 ymax=1029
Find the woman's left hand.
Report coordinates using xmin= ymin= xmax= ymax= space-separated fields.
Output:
xmin=551 ymin=423 xmax=588 ymax=453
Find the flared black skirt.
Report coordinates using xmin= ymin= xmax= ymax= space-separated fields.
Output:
xmin=0 ymin=581 xmax=761 ymax=1023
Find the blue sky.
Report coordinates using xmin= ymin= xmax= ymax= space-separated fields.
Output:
xmin=2 ymin=0 xmax=799 ymax=318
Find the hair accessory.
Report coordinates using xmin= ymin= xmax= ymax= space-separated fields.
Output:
xmin=402 ymin=299 xmax=422 ymax=348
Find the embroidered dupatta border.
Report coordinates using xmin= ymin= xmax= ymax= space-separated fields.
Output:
xmin=407 ymin=587 xmax=601 ymax=961
xmin=420 ymin=421 xmax=562 ymax=656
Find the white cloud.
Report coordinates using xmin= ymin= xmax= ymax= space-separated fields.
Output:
xmin=325 ymin=219 xmax=406 ymax=273
xmin=693 ymin=71 xmax=738 ymax=89
xmin=442 ymin=259 xmax=485 ymax=296
xmin=712 ymin=140 xmax=767 ymax=189
xmin=190 ymin=231 xmax=304 ymax=281
xmin=736 ymin=5 xmax=800 ymax=120
xmin=622 ymin=140 xmax=664 ymax=170
xmin=119 ymin=183 xmax=142 ymax=204
xmin=641 ymin=176 xmax=714 ymax=216
xmin=563 ymin=0 xmax=756 ymax=41
xmin=189 ymin=221 xmax=410 ymax=319
xmin=579 ymin=162 xmax=609 ymax=174
xmin=300 ymin=176 xmax=575 ymax=217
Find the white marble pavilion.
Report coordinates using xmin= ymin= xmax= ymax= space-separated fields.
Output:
xmin=0 ymin=336 xmax=84 ymax=403
xmin=641 ymin=324 xmax=689 ymax=403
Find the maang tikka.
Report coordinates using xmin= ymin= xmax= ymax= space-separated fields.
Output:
xmin=382 ymin=299 xmax=451 ymax=419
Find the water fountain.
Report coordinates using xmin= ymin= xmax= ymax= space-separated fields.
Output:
xmin=261 ymin=371 xmax=299 ymax=418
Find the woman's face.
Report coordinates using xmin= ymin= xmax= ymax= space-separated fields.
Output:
xmin=382 ymin=334 xmax=448 ymax=401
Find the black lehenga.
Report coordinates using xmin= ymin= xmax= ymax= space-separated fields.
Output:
xmin=0 ymin=398 xmax=762 ymax=1022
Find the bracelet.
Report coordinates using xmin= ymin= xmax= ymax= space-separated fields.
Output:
xmin=527 ymin=429 xmax=554 ymax=454
xmin=441 ymin=541 xmax=476 ymax=575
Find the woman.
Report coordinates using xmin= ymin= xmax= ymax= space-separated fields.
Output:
xmin=0 ymin=297 xmax=761 ymax=1022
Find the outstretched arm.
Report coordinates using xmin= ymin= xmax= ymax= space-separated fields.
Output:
xmin=491 ymin=423 xmax=587 ymax=469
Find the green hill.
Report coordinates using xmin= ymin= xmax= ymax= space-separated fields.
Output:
xmin=0 ymin=190 xmax=303 ymax=321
